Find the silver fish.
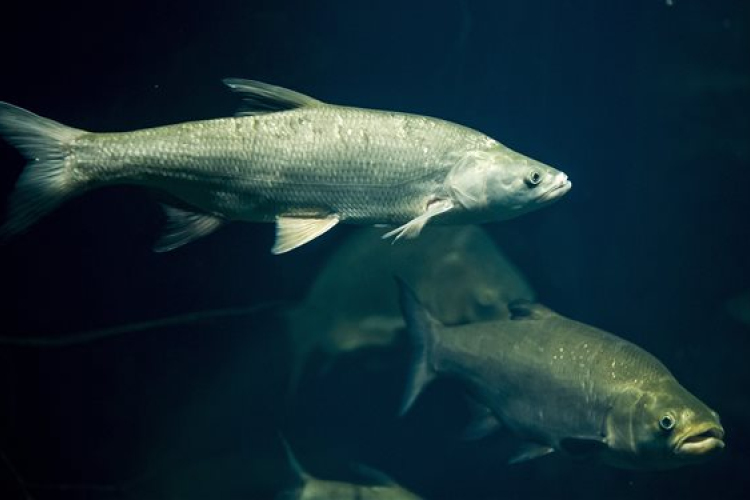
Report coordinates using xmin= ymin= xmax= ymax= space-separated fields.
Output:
xmin=0 ymin=79 xmax=571 ymax=254
xmin=397 ymin=279 xmax=725 ymax=470
xmin=278 ymin=438 xmax=421 ymax=500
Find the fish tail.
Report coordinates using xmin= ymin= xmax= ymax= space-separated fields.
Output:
xmin=396 ymin=276 xmax=442 ymax=416
xmin=0 ymin=102 xmax=87 ymax=240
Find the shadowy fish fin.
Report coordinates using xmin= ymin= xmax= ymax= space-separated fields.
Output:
xmin=272 ymin=214 xmax=340 ymax=254
xmin=154 ymin=205 xmax=224 ymax=252
xmin=396 ymin=277 xmax=443 ymax=416
xmin=461 ymin=398 xmax=502 ymax=441
xmin=382 ymin=199 xmax=453 ymax=242
xmin=223 ymin=78 xmax=323 ymax=116
xmin=508 ymin=443 xmax=555 ymax=465
xmin=279 ymin=435 xmax=311 ymax=485
xmin=559 ymin=436 xmax=607 ymax=458
xmin=275 ymin=491 xmax=302 ymax=500
xmin=508 ymin=300 xmax=557 ymax=321
xmin=350 ymin=463 xmax=397 ymax=486
xmin=0 ymin=102 xmax=87 ymax=240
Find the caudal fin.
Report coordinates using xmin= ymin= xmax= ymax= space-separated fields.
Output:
xmin=0 ymin=102 xmax=86 ymax=239
xmin=396 ymin=277 xmax=442 ymax=416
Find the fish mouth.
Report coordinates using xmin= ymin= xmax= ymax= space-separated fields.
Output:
xmin=675 ymin=426 xmax=725 ymax=458
xmin=537 ymin=173 xmax=572 ymax=203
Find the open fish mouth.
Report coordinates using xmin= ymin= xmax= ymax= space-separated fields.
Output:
xmin=537 ymin=173 xmax=572 ymax=203
xmin=675 ymin=426 xmax=725 ymax=457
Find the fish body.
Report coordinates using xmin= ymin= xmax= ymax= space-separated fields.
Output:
xmin=0 ymin=80 xmax=570 ymax=253
xmin=284 ymin=225 xmax=535 ymax=397
xmin=398 ymin=281 xmax=725 ymax=470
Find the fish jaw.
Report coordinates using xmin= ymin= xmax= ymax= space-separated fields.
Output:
xmin=536 ymin=172 xmax=572 ymax=203
xmin=674 ymin=425 xmax=726 ymax=459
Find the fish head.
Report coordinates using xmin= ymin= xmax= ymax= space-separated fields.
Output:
xmin=608 ymin=381 xmax=725 ymax=469
xmin=446 ymin=145 xmax=571 ymax=220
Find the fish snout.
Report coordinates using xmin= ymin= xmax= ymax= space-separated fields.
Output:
xmin=675 ymin=425 xmax=725 ymax=458
xmin=537 ymin=172 xmax=572 ymax=203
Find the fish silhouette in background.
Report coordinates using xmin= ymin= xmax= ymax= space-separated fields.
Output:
xmin=283 ymin=225 xmax=535 ymax=398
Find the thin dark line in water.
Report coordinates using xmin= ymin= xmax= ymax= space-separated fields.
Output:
xmin=0 ymin=301 xmax=289 ymax=348
xmin=0 ymin=448 xmax=34 ymax=500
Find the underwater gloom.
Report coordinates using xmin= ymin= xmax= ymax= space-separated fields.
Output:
xmin=0 ymin=1 xmax=747 ymax=499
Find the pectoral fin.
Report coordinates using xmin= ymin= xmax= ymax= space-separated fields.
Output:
xmin=508 ymin=443 xmax=555 ymax=465
xmin=272 ymin=215 xmax=340 ymax=254
xmin=559 ymin=436 xmax=607 ymax=458
xmin=154 ymin=205 xmax=224 ymax=252
xmin=382 ymin=198 xmax=454 ymax=242
xmin=461 ymin=397 xmax=503 ymax=441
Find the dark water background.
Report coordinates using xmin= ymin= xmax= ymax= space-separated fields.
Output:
xmin=0 ymin=0 xmax=748 ymax=498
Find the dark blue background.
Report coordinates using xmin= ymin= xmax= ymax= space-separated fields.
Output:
xmin=0 ymin=0 xmax=748 ymax=498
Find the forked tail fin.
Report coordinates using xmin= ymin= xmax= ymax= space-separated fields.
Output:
xmin=396 ymin=276 xmax=443 ymax=416
xmin=0 ymin=102 xmax=87 ymax=239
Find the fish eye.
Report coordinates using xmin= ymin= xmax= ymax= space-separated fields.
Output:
xmin=525 ymin=170 xmax=543 ymax=187
xmin=659 ymin=414 xmax=676 ymax=431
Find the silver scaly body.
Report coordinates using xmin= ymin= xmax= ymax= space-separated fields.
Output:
xmin=73 ymin=107 xmax=493 ymax=225
xmin=0 ymin=79 xmax=571 ymax=253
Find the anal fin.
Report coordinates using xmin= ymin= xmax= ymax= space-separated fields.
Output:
xmin=272 ymin=215 xmax=340 ymax=254
xmin=154 ymin=205 xmax=224 ymax=252
xmin=508 ymin=442 xmax=555 ymax=465
xmin=461 ymin=398 xmax=502 ymax=441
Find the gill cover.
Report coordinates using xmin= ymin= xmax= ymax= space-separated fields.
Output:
xmin=445 ymin=150 xmax=493 ymax=210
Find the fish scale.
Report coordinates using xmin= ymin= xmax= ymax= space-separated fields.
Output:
xmin=74 ymin=108 xmax=478 ymax=222
xmin=398 ymin=280 xmax=725 ymax=470
xmin=0 ymin=79 xmax=570 ymax=253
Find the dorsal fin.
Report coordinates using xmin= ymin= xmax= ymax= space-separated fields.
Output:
xmin=508 ymin=301 xmax=557 ymax=320
xmin=280 ymin=436 xmax=311 ymax=486
xmin=396 ymin=277 xmax=442 ymax=416
xmin=223 ymin=78 xmax=323 ymax=116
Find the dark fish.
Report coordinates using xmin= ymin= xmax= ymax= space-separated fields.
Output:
xmin=397 ymin=279 xmax=725 ymax=470
xmin=284 ymin=225 xmax=535 ymax=397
